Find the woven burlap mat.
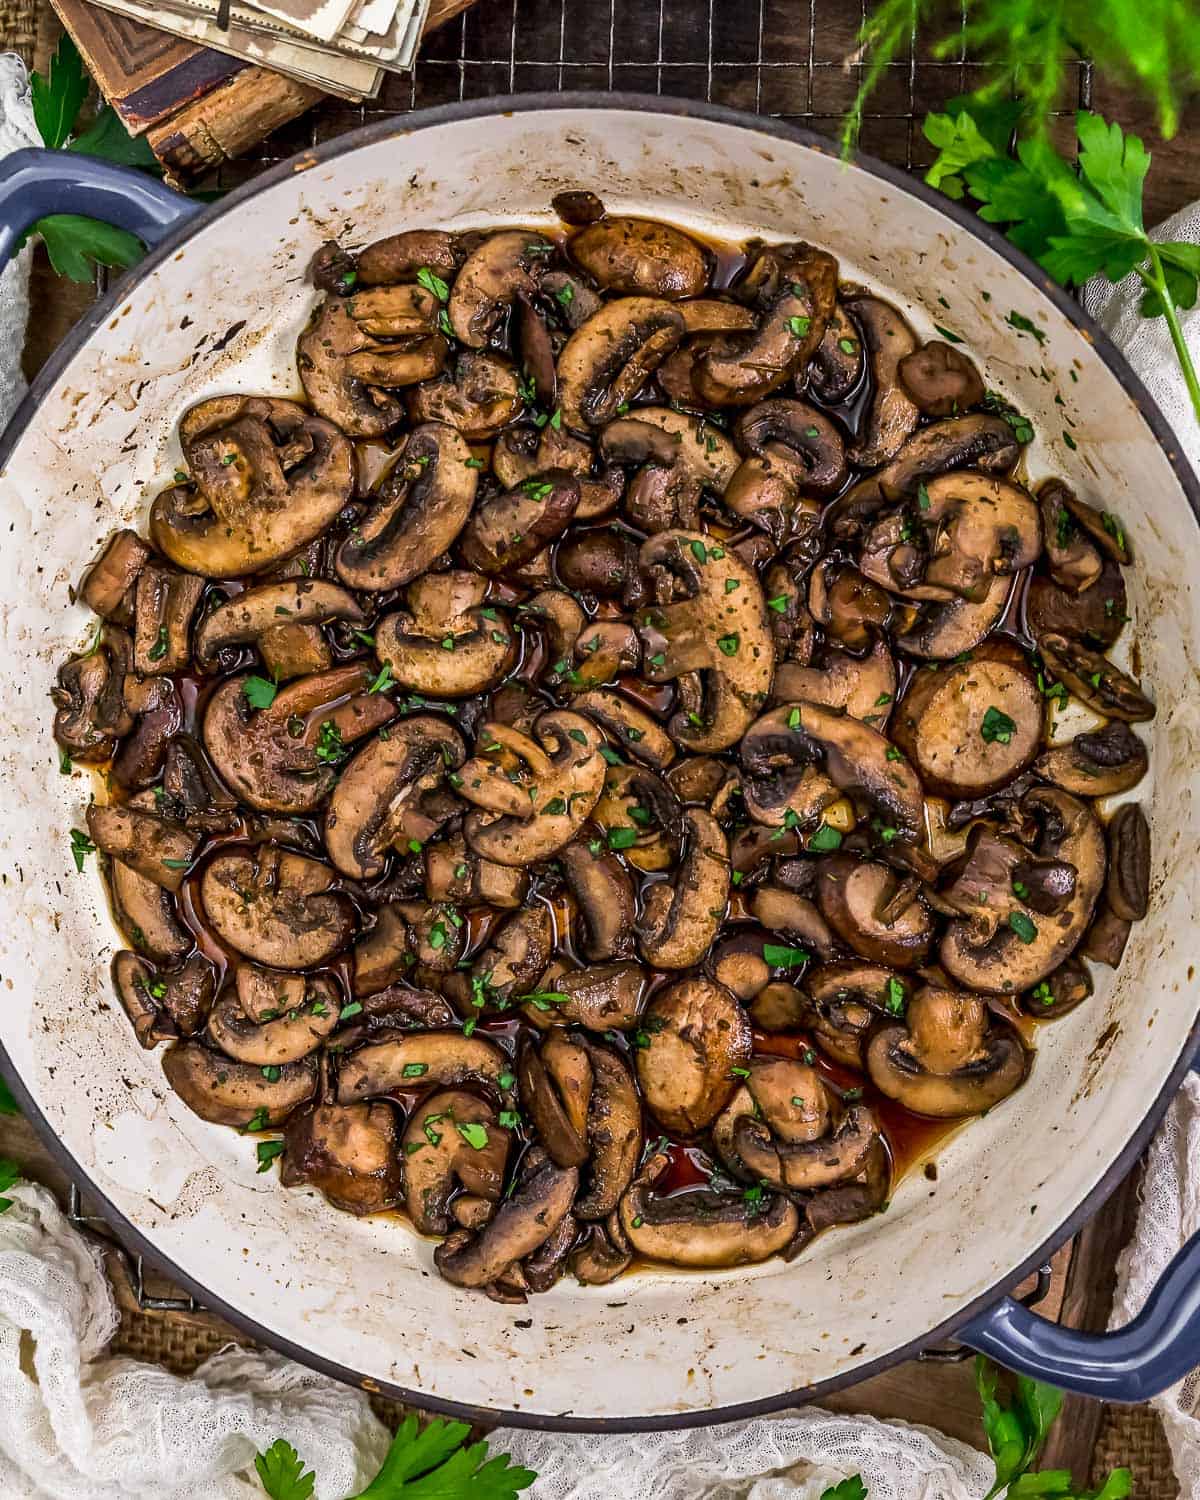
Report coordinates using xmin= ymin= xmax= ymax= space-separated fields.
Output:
xmin=1 ymin=0 xmax=38 ymax=61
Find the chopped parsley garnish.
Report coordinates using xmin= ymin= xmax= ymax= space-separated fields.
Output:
xmin=242 ymin=675 xmax=278 ymax=710
xmin=69 ymin=827 xmax=95 ymax=873
xmin=1008 ymin=911 xmax=1038 ymax=944
xmin=416 ymin=265 xmax=450 ymax=302
xmin=255 ymin=1140 xmax=284 ymax=1173
xmin=147 ymin=625 xmax=169 ymax=662
xmin=807 ymin=824 xmax=843 ymax=852
xmin=980 ymin=705 xmax=1017 ymax=745
xmin=314 ymin=719 xmax=346 ymax=765
xmin=762 ymin=942 xmax=810 ymax=968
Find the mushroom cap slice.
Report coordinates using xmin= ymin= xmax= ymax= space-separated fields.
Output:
xmin=636 ymin=975 xmax=751 ymax=1134
xmin=558 ymin=296 xmax=686 ymax=429
xmin=865 ymin=985 xmax=1027 ymax=1117
xmin=521 ymin=961 xmax=648 ymax=1033
xmin=201 ymin=846 xmax=355 ymax=968
xmin=617 ymin=1152 xmax=798 ymax=1268
xmin=52 ymin=626 xmax=134 ymax=761
xmin=324 ymin=716 xmax=466 ymax=880
xmin=203 ymin=664 xmax=396 ymax=815
xmin=891 ymin=642 xmax=1043 ymax=798
xmin=459 ymin=710 xmax=606 ymax=865
xmin=1026 ymin=557 xmax=1127 ymax=649
xmin=567 ymin=216 xmax=711 ymax=299
xmin=599 ymin=405 xmax=739 ymax=531
xmin=732 ymin=1103 xmax=881 ymax=1191
xmin=281 ymin=1099 xmax=403 ymax=1216
xmin=801 ymin=960 xmax=909 ymax=1067
xmin=151 ymin=396 xmax=354 ymax=577
xmin=336 ymin=423 xmax=478 ymax=592
xmin=561 ymin=838 xmax=635 ymax=961
xmin=773 ymin=637 xmax=896 ymax=725
xmin=111 ymin=951 xmax=178 ymax=1048
xmin=637 ymin=529 xmax=775 ymax=753
xmin=110 ymin=858 xmax=191 ymax=965
xmin=1106 ymin=802 xmax=1150 ymax=922
xmin=375 ymin=572 xmax=514 ymax=698
xmin=843 ymin=295 xmax=920 ymax=468
xmin=435 ymin=1155 xmax=579 ymax=1289
xmin=402 ymin=1089 xmax=510 ymax=1235
xmin=940 ymin=786 xmax=1106 ymax=993
xmin=574 ymin=1039 xmax=641 ymax=1220
xmin=896 ymin=572 xmax=1012 ymax=661
xmin=355 ymin=227 xmax=463 ymax=285
xmin=897 ymin=341 xmax=985 ymax=416
xmin=1038 ymin=634 xmax=1155 ymax=722
xmin=458 ymin=471 xmax=581 ymax=577
xmin=518 ymin=1034 xmax=592 ymax=1169
xmin=163 ymin=1042 xmax=317 ymax=1127
xmin=817 ymin=855 xmax=934 ymax=969
xmin=206 ymin=973 xmax=340 ymax=1065
xmin=86 ymin=804 xmax=199 ymax=891
xmin=569 ymin=689 xmax=675 ymax=770
xmin=297 ymin=296 xmax=415 ymax=438
xmin=448 ymin=229 xmax=551 ymax=347
xmin=407 ymin=351 xmax=523 ymax=440
xmin=80 ymin=528 xmax=150 ymax=620
xmin=336 ymin=1029 xmax=509 ymax=1102
xmin=195 ymin=580 xmax=364 ymax=670
xmin=637 ymin=807 xmax=730 ymax=969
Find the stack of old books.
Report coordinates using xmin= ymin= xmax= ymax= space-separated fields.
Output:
xmin=51 ymin=0 xmax=472 ymax=181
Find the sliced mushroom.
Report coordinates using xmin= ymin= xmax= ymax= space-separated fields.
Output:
xmin=207 ymin=973 xmax=340 ymax=1065
xmin=457 ymin=904 xmax=554 ymax=1002
xmin=203 ymin=664 xmax=395 ymax=814
xmin=733 ymin=1102 xmax=881 ymax=1192
xmin=336 ymin=423 xmax=477 ymax=592
xmin=151 ymin=397 xmax=354 ymax=577
xmin=773 ymin=637 xmax=897 ymax=725
xmin=561 ymin=839 xmax=635 ymax=961
xmin=618 ymin=1151 xmax=798 ymax=1268
xmin=568 ymin=216 xmax=711 ymax=299
xmin=897 ymin=341 xmax=984 ymax=416
xmin=407 ymin=351 xmax=523 ymax=440
xmin=1026 ymin=557 xmax=1127 ymax=649
xmin=569 ymin=688 xmax=675 ymax=770
xmin=1106 ymin=803 xmax=1150 ymax=922
xmin=818 ymin=855 xmax=933 ymax=968
xmin=592 ymin=762 xmax=683 ymax=872
xmin=865 ymin=984 xmax=1026 ymax=1117
xmin=1020 ymin=955 xmax=1093 ymax=1019
xmin=1037 ymin=634 xmax=1155 ymax=723
xmin=637 ymin=808 xmax=729 ymax=968
xmin=338 ymin=1030 xmax=509 ymax=1103
xmin=558 ymin=297 xmax=686 ymax=429
xmin=424 ymin=833 xmax=527 ymax=910
xmin=573 ymin=1038 xmax=641 ymax=1220
xmin=807 ymin=560 xmax=893 ymax=655
xmin=435 ymin=1155 xmax=578 ymax=1289
xmin=53 ymin=626 xmax=135 ymax=762
xmin=1038 ymin=479 xmax=1103 ymax=594
xmin=458 ymin=710 xmax=606 ymax=865
xmin=195 ymin=580 xmax=364 ymax=674
xmin=844 ymin=295 xmax=920 ymax=467
xmin=734 ymin=399 xmax=848 ymax=507
xmin=834 ymin=414 xmax=1021 ymax=517
xmin=111 ymin=951 xmax=179 ymax=1047
xmin=355 ymin=229 xmax=464 ymax=286
xmin=808 ymin=303 xmax=863 ymax=402
xmin=940 ymin=787 xmax=1106 ymax=994
xmin=459 ymin=471 xmax=580 ymax=577
xmin=351 ymin=904 xmax=413 ymax=996
xmin=635 ymin=975 xmax=751 ymax=1134
xmin=281 ymin=1098 xmax=403 ymax=1215
xmin=521 ymin=961 xmax=648 ymax=1033
xmin=1081 ymin=898 xmax=1132 ymax=967
xmin=324 ymin=716 xmax=465 ymax=880
xmin=1062 ymin=492 xmax=1131 ymax=565
xmin=801 ymin=960 xmax=908 ymax=1067
xmin=891 ymin=643 xmax=1042 ymax=798
xmin=518 ymin=1033 xmax=592 ymax=1168
xmin=80 ymin=529 xmax=151 ymax=620
xmin=163 ymin=1042 xmax=317 ymax=1127
xmin=637 ymin=529 xmax=774 ymax=753
xmin=570 ymin=1223 xmax=633 ymax=1285
xmin=110 ymin=858 xmax=191 ymax=964
xmin=402 ymin=1089 xmax=509 ymax=1235
xmin=1034 ymin=722 xmax=1148 ymax=797
xmin=750 ymin=884 xmax=838 ymax=961
xmin=132 ymin=564 xmax=204 ymax=675
xmin=201 ymin=846 xmax=355 ymax=968
xmin=599 ymin=407 xmax=739 ymax=532
xmin=448 ymin=229 xmax=551 ymax=347
xmin=86 ymin=804 xmax=199 ymax=891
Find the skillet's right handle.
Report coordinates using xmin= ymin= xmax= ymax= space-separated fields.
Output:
xmin=0 ymin=147 xmax=201 ymax=276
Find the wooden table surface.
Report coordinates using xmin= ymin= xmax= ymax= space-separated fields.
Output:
xmin=8 ymin=0 xmax=1195 ymax=1487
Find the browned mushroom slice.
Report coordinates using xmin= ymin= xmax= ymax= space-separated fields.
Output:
xmin=281 ymin=1099 xmax=403 ymax=1215
xmin=336 ymin=423 xmax=478 ymax=592
xmin=53 ymin=626 xmax=134 ymax=762
xmin=801 ymin=961 xmax=909 ymax=1067
xmin=806 ymin=560 xmax=893 ymax=655
xmin=1106 ymin=803 xmax=1150 ymax=922
xmin=591 ymin=762 xmax=682 ymax=872
xmin=637 ymin=808 xmax=729 ymax=968
xmin=843 ymin=295 xmax=920 ymax=466
xmin=1060 ymin=491 xmax=1131 ymax=565
xmin=773 ymin=638 xmax=897 ymax=725
xmin=570 ymin=1224 xmax=633 ymax=1285
xmin=1026 ymin=557 xmax=1127 ymax=649
xmin=520 ymin=962 xmax=648 ymax=1032
xmin=562 ymin=621 xmax=640 ymax=692
xmin=207 ymin=973 xmax=340 ymax=1065
xmin=1037 ymin=479 xmax=1103 ymax=594
xmin=109 ymin=676 xmax=182 ymax=791
xmin=203 ymin=664 xmax=396 ymax=815
xmin=750 ymin=885 xmax=838 ymax=961
xmin=453 ymin=904 xmax=554 ymax=1006
xmin=356 ymin=228 xmax=463 ymax=285
xmin=1038 ymin=634 xmax=1154 ymax=722
xmin=376 ymin=573 xmax=515 ymax=700
xmin=558 ymin=297 xmax=686 ymax=429
xmin=459 ymin=471 xmax=580 ymax=577
xmin=493 ymin=424 xmax=623 ymax=522
xmin=195 ymin=580 xmax=364 ymax=673
xmin=324 ymin=716 xmax=465 ymax=880
xmin=111 ymin=951 xmax=179 ymax=1047
xmin=561 ymin=839 xmax=635 ymax=961
xmin=749 ymin=981 xmax=808 ymax=1033
xmin=87 ymin=804 xmax=199 ymax=891
xmin=110 ymin=858 xmax=191 ymax=964
xmin=132 ymin=564 xmax=204 ymax=675
xmin=80 ymin=529 xmax=151 ymax=620
xmin=891 ymin=643 xmax=1042 ymax=798
xmin=298 ymin=292 xmax=444 ymax=438
xmin=896 ymin=573 xmax=1012 ymax=661
xmin=351 ymin=905 xmax=412 ymax=996
xmin=459 ymin=710 xmax=606 ymax=865
xmin=402 ymin=1088 xmax=509 ymax=1235
xmin=865 ymin=985 xmax=1027 ymax=1117
xmin=567 ymin=216 xmax=711 ymax=299
xmin=636 ymin=529 xmax=774 ymax=753
xmin=817 ymin=855 xmax=933 ymax=969
xmin=635 ymin=975 xmax=751 ymax=1134
xmin=734 ymin=399 xmax=848 ymax=506
xmin=163 ymin=1042 xmax=317 ymax=1127
xmin=573 ymin=1038 xmax=641 ymax=1220
xmin=448 ymin=229 xmax=551 ymax=347
xmin=897 ymin=341 xmax=984 ymax=416
xmin=424 ymin=833 xmax=527 ymax=910
xmin=600 ymin=406 xmax=739 ymax=533
xmin=570 ymin=689 xmax=675 ymax=770
xmin=338 ymin=1030 xmax=509 ymax=1105
xmin=151 ymin=396 xmax=354 ymax=578
xmin=406 ymin=350 xmax=524 ymax=441
xmin=808 ymin=303 xmax=863 ymax=402
xmin=518 ymin=1033 xmax=592 ymax=1168
xmin=435 ymin=1156 xmax=578 ymax=1289
xmin=617 ymin=1151 xmax=798 ymax=1268
xmin=201 ymin=846 xmax=355 ymax=968
xmin=697 ymin=243 xmax=836 ymax=406
xmin=940 ymin=786 xmax=1106 ymax=994
xmin=733 ymin=1103 xmax=881 ymax=1192
xmin=1020 ymin=956 xmax=1093 ymax=1019
xmin=1081 ymin=898 xmax=1132 ymax=967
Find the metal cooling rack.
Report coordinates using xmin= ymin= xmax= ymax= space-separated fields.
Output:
xmin=82 ymin=0 xmax=1072 ymax=1333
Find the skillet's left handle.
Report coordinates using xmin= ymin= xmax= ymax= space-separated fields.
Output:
xmin=0 ymin=147 xmax=201 ymax=276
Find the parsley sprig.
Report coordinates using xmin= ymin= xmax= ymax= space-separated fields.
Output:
xmin=253 ymin=1415 xmax=535 ymax=1499
xmin=922 ymin=101 xmax=1200 ymax=425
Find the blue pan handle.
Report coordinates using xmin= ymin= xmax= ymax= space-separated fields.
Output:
xmin=0 ymin=146 xmax=200 ymax=276
xmin=960 ymin=1055 xmax=1200 ymax=1401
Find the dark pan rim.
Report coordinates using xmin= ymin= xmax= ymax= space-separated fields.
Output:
xmin=2 ymin=91 xmax=1198 ymax=1433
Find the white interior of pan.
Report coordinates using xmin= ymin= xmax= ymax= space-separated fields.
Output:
xmin=0 ymin=105 xmax=1197 ymax=1422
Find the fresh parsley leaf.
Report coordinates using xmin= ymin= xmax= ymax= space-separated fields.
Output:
xmin=350 ymin=1413 xmax=536 ymax=1499
xmin=31 ymin=32 xmax=87 ymax=150
xmin=255 ymin=1140 xmax=285 ymax=1173
xmin=0 ymin=1076 xmax=17 ymax=1116
xmin=0 ymin=1156 xmax=19 ymax=1213
xmin=762 ymin=942 xmax=809 ymax=968
xmin=68 ymin=105 xmax=159 ymax=169
xmin=981 ymin=705 xmax=1017 ymax=745
xmin=254 ymin=1439 xmax=315 ymax=1500
xmin=242 ymin=675 xmax=278 ymax=710
xmin=35 ymin=215 xmax=145 ymax=283
xmin=416 ymin=266 xmax=451 ymax=302
xmin=820 ymin=1480 xmax=868 ymax=1500
xmin=69 ymin=827 xmax=95 ymax=873
xmin=807 ymin=824 xmax=843 ymax=852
